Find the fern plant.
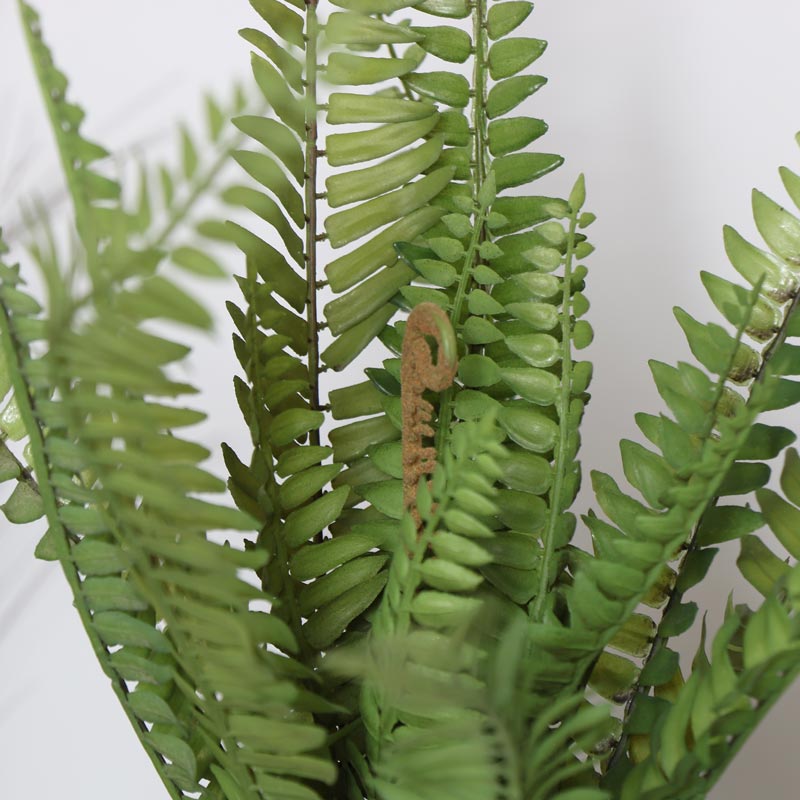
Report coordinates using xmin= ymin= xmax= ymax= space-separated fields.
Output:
xmin=4 ymin=1 xmax=800 ymax=798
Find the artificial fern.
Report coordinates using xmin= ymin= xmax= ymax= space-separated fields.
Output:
xmin=5 ymin=1 xmax=800 ymax=799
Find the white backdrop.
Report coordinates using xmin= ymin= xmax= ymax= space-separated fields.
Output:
xmin=1 ymin=0 xmax=799 ymax=797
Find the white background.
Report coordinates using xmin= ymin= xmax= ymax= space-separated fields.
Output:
xmin=1 ymin=0 xmax=800 ymax=797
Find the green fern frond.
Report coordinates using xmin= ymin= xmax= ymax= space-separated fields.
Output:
xmin=0 ymin=235 xmax=45 ymax=527
xmin=570 ymin=149 xmax=800 ymax=775
xmin=131 ymin=84 xmax=258 ymax=279
xmin=0 ymin=229 xmax=194 ymax=799
xmin=18 ymin=0 xmax=135 ymax=287
xmin=616 ymin=546 xmax=800 ymax=798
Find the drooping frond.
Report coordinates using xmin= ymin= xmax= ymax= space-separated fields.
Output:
xmin=14 ymin=6 xmax=339 ymax=798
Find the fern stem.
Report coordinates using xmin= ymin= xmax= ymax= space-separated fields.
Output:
xmin=245 ymin=260 xmax=313 ymax=663
xmin=433 ymin=0 xmax=490 ymax=454
xmin=532 ymin=199 xmax=580 ymax=621
xmin=305 ymin=0 xmax=321 ymax=446
xmin=472 ymin=0 xmax=488 ymax=190
xmin=434 ymin=202 xmax=489 ymax=454
xmin=0 ymin=303 xmax=183 ymax=800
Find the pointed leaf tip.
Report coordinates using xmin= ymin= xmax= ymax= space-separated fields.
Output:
xmin=569 ymin=174 xmax=586 ymax=211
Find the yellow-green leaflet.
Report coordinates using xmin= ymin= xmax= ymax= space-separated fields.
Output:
xmin=326 ymin=115 xmax=439 ymax=166
xmin=326 ymin=136 xmax=444 ymax=207
xmin=325 ymin=166 xmax=455 ymax=247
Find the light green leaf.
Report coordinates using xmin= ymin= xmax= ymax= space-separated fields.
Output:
xmin=325 ymin=166 xmax=455 ymax=247
xmin=723 ymin=224 xmax=797 ymax=302
xmin=505 ymin=333 xmax=560 ymax=368
xmin=498 ymin=406 xmax=559 ymax=452
xmin=171 ymin=246 xmax=226 ymax=278
xmin=2 ymin=481 xmax=44 ymax=523
xmin=501 ymin=367 xmax=559 ymax=405
xmin=487 ymin=2 xmax=533 ymax=39
xmin=94 ymin=611 xmax=171 ymax=653
xmin=326 ymin=52 xmax=417 ymax=85
xmin=488 ymin=37 xmax=546 ymax=80
xmin=326 ymin=116 xmax=438 ymax=166
xmin=357 ymin=479 xmax=403 ymax=518
xmin=73 ymin=539 xmax=128 ymax=576
xmin=752 ymin=189 xmax=800 ymax=263
xmin=411 ymin=25 xmax=471 ymax=63
xmin=284 ymin=487 xmax=351 ymax=548
xmin=757 ymin=488 xmax=800 ymax=559
xmin=420 ymin=559 xmax=482 ymax=592
xmin=240 ymin=27 xmax=304 ymax=91
xmin=737 ymin=535 xmax=791 ymax=595
xmin=487 ymin=75 xmax=547 ymax=119
xmin=82 ymin=577 xmax=148 ymax=612
xmin=232 ymin=150 xmax=304 ymax=224
xmin=251 ymin=0 xmax=305 ymax=47
xmin=404 ymin=72 xmax=470 ymax=108
xmin=410 ymin=590 xmax=481 ymax=628
xmin=494 ymin=152 xmax=564 ymax=191
xmin=458 ymin=354 xmax=501 ymax=387
xmin=488 ymin=117 xmax=548 ymax=157
xmin=271 ymin=409 xmax=325 ymax=447
xmin=322 ymin=304 xmax=397 ymax=370
xmin=326 ymin=12 xmax=423 ymax=45
xmin=326 ymin=136 xmax=443 ymax=207
xmin=251 ymin=54 xmax=304 ymax=135
xmin=234 ymin=115 xmax=304 ymax=182
xmin=326 ymin=264 xmax=415 ymax=334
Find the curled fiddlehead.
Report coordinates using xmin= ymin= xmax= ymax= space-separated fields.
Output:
xmin=401 ymin=301 xmax=458 ymax=523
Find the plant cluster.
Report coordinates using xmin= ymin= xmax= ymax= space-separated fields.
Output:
xmin=3 ymin=1 xmax=800 ymax=799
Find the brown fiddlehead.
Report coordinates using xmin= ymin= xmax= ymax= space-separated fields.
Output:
xmin=400 ymin=302 xmax=459 ymax=526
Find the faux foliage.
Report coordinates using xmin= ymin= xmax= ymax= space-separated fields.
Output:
xmin=4 ymin=1 xmax=800 ymax=799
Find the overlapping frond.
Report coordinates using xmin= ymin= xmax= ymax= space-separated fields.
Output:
xmin=13 ymin=6 xmax=338 ymax=798
xmin=13 ymin=0 xmax=800 ymax=796
xmin=617 ymin=544 xmax=800 ymax=798
xmin=526 ymin=143 xmax=800 ymax=782
xmin=329 ymin=413 xmax=612 ymax=799
xmin=322 ymin=0 xmax=592 ymax=630
xmin=0 ymin=234 xmax=45 ymax=526
xmin=130 ymin=84 xmax=258 ymax=278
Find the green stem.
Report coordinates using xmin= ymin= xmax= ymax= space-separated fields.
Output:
xmin=435 ymin=202 xmax=489 ymax=454
xmin=305 ymin=0 xmax=321 ymax=446
xmin=146 ymin=127 xmax=250 ymax=251
xmin=245 ymin=262 xmax=313 ymax=664
xmin=472 ymin=0 xmax=488 ymax=191
xmin=435 ymin=0 xmax=489 ymax=454
xmin=532 ymin=203 xmax=580 ymax=622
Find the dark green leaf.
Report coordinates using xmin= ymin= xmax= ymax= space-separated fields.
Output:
xmin=696 ymin=505 xmax=764 ymax=546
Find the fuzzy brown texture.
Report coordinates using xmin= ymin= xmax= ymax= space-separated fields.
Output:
xmin=401 ymin=302 xmax=459 ymax=526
